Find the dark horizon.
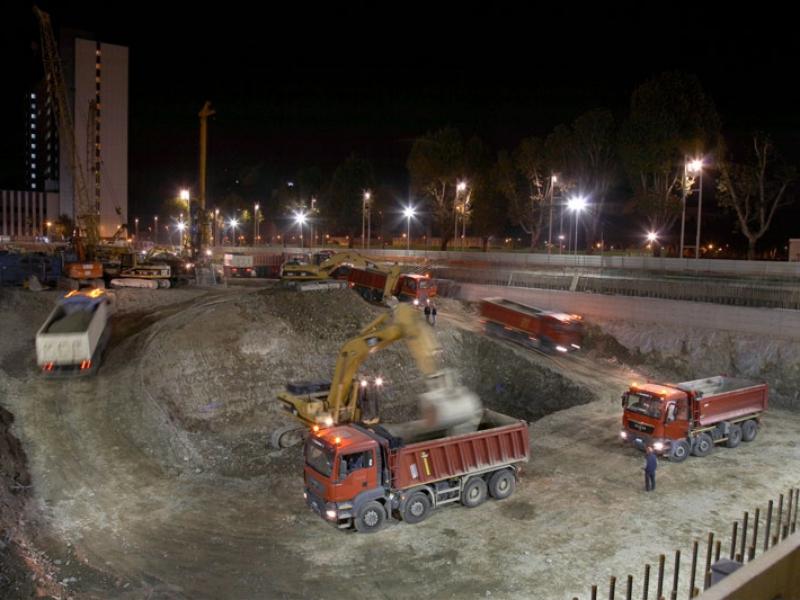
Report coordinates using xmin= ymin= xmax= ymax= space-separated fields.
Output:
xmin=3 ymin=2 xmax=799 ymax=250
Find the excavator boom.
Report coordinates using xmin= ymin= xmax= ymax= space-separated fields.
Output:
xmin=276 ymin=303 xmax=479 ymax=437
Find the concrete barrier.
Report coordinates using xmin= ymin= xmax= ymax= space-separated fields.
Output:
xmin=698 ymin=530 xmax=800 ymax=600
xmin=450 ymin=283 xmax=800 ymax=341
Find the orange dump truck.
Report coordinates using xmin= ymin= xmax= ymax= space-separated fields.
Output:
xmin=620 ymin=376 xmax=768 ymax=462
xmin=480 ymin=297 xmax=583 ymax=353
xmin=303 ymin=409 xmax=529 ymax=532
xmin=347 ymin=267 xmax=436 ymax=305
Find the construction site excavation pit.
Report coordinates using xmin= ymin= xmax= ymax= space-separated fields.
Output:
xmin=123 ymin=287 xmax=594 ymax=479
xmin=4 ymin=285 xmax=799 ymax=599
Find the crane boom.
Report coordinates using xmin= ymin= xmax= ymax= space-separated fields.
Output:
xmin=33 ymin=6 xmax=98 ymax=253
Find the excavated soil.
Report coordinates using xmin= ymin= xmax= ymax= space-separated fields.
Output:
xmin=1 ymin=284 xmax=799 ymax=599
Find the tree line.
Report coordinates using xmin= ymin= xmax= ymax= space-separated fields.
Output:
xmin=204 ymin=71 xmax=796 ymax=259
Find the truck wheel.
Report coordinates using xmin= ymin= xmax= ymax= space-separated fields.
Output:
xmin=742 ymin=420 xmax=758 ymax=442
xmin=462 ymin=477 xmax=488 ymax=508
xmin=355 ymin=501 xmax=385 ymax=533
xmin=402 ymin=492 xmax=431 ymax=524
xmin=726 ymin=424 xmax=743 ymax=448
xmin=488 ymin=469 xmax=516 ymax=500
xmin=669 ymin=440 xmax=690 ymax=463
xmin=692 ymin=433 xmax=714 ymax=457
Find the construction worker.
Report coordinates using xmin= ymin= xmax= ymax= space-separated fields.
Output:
xmin=430 ymin=303 xmax=437 ymax=326
xmin=423 ymin=302 xmax=431 ymax=324
xmin=644 ymin=446 xmax=657 ymax=492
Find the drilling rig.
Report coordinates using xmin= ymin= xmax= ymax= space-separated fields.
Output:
xmin=33 ymin=6 xmax=104 ymax=289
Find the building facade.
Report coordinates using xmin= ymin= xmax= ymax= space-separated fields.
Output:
xmin=61 ymin=36 xmax=129 ymax=239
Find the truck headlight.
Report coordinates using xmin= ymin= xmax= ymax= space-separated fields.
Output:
xmin=325 ymin=509 xmax=337 ymax=520
xmin=653 ymin=441 xmax=664 ymax=451
xmin=620 ymin=431 xmax=628 ymax=440
xmin=556 ymin=345 xmax=568 ymax=353
xmin=303 ymin=491 xmax=307 ymax=500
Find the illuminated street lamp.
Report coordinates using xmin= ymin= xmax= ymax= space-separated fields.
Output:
xmin=362 ymin=191 xmax=371 ymax=250
xmin=455 ymin=181 xmax=467 ymax=249
xmin=229 ymin=217 xmax=239 ymax=246
xmin=154 ymin=215 xmax=159 ymax=244
xmin=177 ymin=221 xmax=186 ymax=249
xmin=687 ymin=158 xmax=705 ymax=259
xmin=403 ymin=205 xmax=416 ymax=251
xmin=294 ymin=210 xmax=307 ymax=248
xmin=567 ymin=196 xmax=587 ymax=256
xmin=254 ymin=203 xmax=260 ymax=246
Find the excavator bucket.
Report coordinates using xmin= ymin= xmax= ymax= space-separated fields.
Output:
xmin=417 ymin=370 xmax=482 ymax=434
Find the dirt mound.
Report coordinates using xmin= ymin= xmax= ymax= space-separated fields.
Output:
xmin=0 ymin=406 xmax=63 ymax=599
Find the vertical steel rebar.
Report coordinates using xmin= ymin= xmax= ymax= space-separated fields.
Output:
xmin=730 ymin=521 xmax=738 ymax=560
xmin=591 ymin=584 xmax=598 ymax=600
xmin=656 ymin=554 xmax=665 ymax=600
xmin=626 ymin=575 xmax=633 ymax=600
xmin=751 ymin=508 xmax=760 ymax=562
xmin=793 ymin=489 xmax=799 ymax=533
xmin=643 ymin=564 xmax=650 ymax=600
xmin=609 ymin=576 xmax=616 ymax=600
xmin=704 ymin=532 xmax=714 ymax=591
xmin=785 ymin=490 xmax=794 ymax=540
xmin=671 ymin=550 xmax=681 ymax=600
xmin=765 ymin=500 xmax=773 ymax=551
xmin=714 ymin=541 xmax=721 ymax=563
xmin=740 ymin=512 xmax=749 ymax=560
xmin=775 ymin=494 xmax=784 ymax=546
xmin=688 ymin=541 xmax=698 ymax=599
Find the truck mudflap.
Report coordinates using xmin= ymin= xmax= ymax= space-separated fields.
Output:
xmin=39 ymin=325 xmax=111 ymax=379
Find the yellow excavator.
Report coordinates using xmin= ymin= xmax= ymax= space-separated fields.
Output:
xmin=280 ymin=251 xmax=378 ymax=282
xmin=272 ymin=303 xmax=480 ymax=448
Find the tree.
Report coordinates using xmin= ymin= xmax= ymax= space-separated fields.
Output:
xmin=325 ymin=154 xmax=375 ymax=246
xmin=620 ymin=72 xmax=721 ymax=232
xmin=496 ymin=137 xmax=554 ymax=250
xmin=407 ymin=128 xmax=464 ymax=250
xmin=717 ymin=134 xmax=796 ymax=259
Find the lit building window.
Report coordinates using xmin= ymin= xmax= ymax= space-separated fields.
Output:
xmin=31 ymin=113 xmax=36 ymax=120
xmin=31 ymin=133 xmax=35 ymax=139
xmin=31 ymin=143 xmax=36 ymax=149
xmin=31 ymin=123 xmax=35 ymax=129
xmin=31 ymin=93 xmax=36 ymax=99
xmin=31 ymin=163 xmax=36 ymax=169
xmin=31 ymin=153 xmax=36 ymax=159
xmin=32 ymin=183 xmax=36 ymax=189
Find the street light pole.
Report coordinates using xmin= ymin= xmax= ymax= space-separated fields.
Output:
xmin=134 ymin=218 xmax=139 ymax=239
xmin=154 ymin=215 xmax=158 ymax=244
xmin=404 ymin=206 xmax=415 ymax=252
xmin=695 ymin=167 xmax=704 ymax=259
xmin=679 ymin=158 xmax=687 ymax=258
xmin=254 ymin=203 xmax=259 ymax=246
xmin=548 ymin=175 xmax=556 ymax=255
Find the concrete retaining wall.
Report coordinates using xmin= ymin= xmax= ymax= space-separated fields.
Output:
xmin=451 ymin=283 xmax=800 ymax=341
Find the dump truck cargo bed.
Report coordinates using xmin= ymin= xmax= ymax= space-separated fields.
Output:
xmin=381 ymin=409 xmax=529 ymax=490
xmin=679 ymin=376 xmax=768 ymax=427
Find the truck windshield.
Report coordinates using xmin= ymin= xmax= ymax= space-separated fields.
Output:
xmin=624 ymin=393 xmax=662 ymax=419
xmin=305 ymin=439 xmax=334 ymax=478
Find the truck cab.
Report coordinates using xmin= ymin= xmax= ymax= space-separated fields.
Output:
xmin=303 ymin=426 xmax=384 ymax=530
xmin=395 ymin=274 xmax=436 ymax=305
xmin=621 ymin=383 xmax=689 ymax=457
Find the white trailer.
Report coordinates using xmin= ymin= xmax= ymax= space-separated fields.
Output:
xmin=36 ymin=289 xmax=111 ymax=376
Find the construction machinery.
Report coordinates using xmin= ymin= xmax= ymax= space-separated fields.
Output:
xmin=273 ymin=303 xmax=480 ymax=448
xmin=34 ymin=7 xmax=103 ymax=290
xmin=347 ymin=265 xmax=436 ymax=306
xmin=36 ymin=288 xmax=111 ymax=376
xmin=280 ymin=251 xmax=378 ymax=282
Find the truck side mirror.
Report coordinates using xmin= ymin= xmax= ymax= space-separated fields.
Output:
xmin=621 ymin=393 xmax=628 ymax=407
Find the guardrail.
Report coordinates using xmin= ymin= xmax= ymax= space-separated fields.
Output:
xmin=574 ymin=487 xmax=799 ymax=600
xmin=209 ymin=246 xmax=800 ymax=279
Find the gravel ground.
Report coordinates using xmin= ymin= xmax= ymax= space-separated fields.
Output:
xmin=0 ymin=284 xmax=798 ymax=599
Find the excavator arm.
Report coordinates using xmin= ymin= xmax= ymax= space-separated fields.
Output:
xmin=281 ymin=251 xmax=377 ymax=281
xmin=277 ymin=302 xmax=478 ymax=431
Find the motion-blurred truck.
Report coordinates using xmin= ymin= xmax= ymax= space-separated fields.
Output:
xmin=36 ymin=289 xmax=111 ymax=376
xmin=0 ymin=251 xmax=63 ymax=287
xmin=620 ymin=376 xmax=768 ymax=462
xmin=303 ymin=409 xmax=529 ymax=532
xmin=347 ymin=267 xmax=436 ymax=305
xmin=479 ymin=298 xmax=583 ymax=353
xmin=224 ymin=252 xmax=284 ymax=278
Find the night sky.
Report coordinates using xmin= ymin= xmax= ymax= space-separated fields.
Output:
xmin=3 ymin=2 xmax=799 ymax=249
